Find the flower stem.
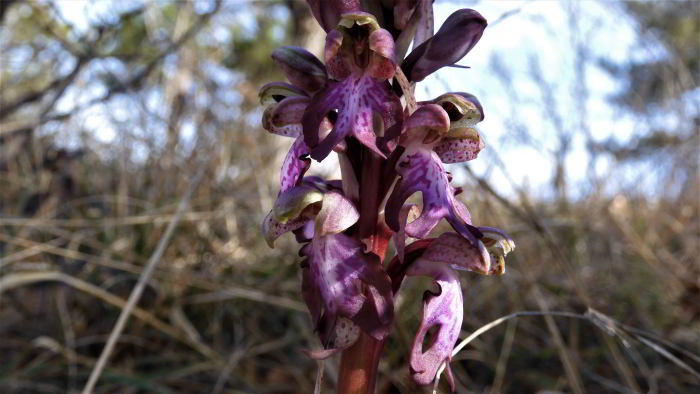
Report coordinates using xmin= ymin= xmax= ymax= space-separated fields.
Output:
xmin=338 ymin=146 xmax=389 ymax=393
xmin=337 ymin=333 xmax=385 ymax=393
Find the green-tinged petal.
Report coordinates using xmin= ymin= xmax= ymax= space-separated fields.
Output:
xmin=259 ymin=82 xmax=307 ymax=105
xmin=273 ymin=184 xmax=324 ymax=223
xmin=263 ymin=211 xmax=313 ymax=248
xmin=428 ymin=92 xmax=484 ymax=127
xmin=338 ymin=11 xmax=381 ymax=31
xmin=478 ymin=226 xmax=515 ymax=275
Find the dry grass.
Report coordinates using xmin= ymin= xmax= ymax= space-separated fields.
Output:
xmin=1 ymin=134 xmax=698 ymax=393
xmin=1 ymin=1 xmax=698 ymax=392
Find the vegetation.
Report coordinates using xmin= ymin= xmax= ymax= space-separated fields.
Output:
xmin=0 ymin=1 xmax=697 ymax=392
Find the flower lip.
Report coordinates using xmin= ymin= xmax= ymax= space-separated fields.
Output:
xmin=406 ymin=255 xmax=463 ymax=390
xmin=302 ymin=77 xmax=400 ymax=161
xmin=301 ymin=233 xmax=394 ymax=346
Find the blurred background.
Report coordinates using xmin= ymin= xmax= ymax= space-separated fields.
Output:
xmin=0 ymin=0 xmax=698 ymax=392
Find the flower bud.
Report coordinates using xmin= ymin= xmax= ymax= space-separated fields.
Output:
xmin=271 ymin=46 xmax=327 ymax=94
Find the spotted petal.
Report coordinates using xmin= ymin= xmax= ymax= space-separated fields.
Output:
xmin=385 ymin=147 xmax=481 ymax=248
xmin=433 ymin=126 xmax=484 ymax=163
xmin=302 ymin=233 xmax=394 ymax=343
xmin=280 ymin=136 xmax=311 ymax=192
xmin=421 ymin=232 xmax=490 ymax=274
xmin=406 ymin=260 xmax=462 ymax=390
xmin=303 ymin=77 xmax=401 ymax=161
xmin=368 ymin=28 xmax=397 ymax=80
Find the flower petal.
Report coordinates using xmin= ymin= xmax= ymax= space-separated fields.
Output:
xmin=402 ymin=9 xmax=487 ymax=82
xmin=263 ymin=211 xmax=312 ymax=248
xmin=294 ymin=220 xmax=315 ymax=243
xmin=393 ymin=204 xmax=421 ymax=263
xmin=427 ymin=92 xmax=484 ymax=126
xmin=262 ymin=183 xmax=323 ymax=247
xmin=315 ymin=190 xmax=360 ymax=236
xmin=272 ymin=182 xmax=324 ymax=222
xmin=323 ymin=12 xmax=396 ymax=81
xmin=262 ymin=96 xmax=309 ymax=138
xmin=385 ymin=148 xmax=481 ymax=248
xmin=259 ymin=82 xmax=307 ymax=105
xmin=324 ymin=29 xmax=351 ymax=80
xmin=301 ymin=317 xmax=361 ymax=359
xmin=303 ymin=77 xmax=399 ymax=161
xmin=280 ymin=136 xmax=311 ymax=192
xmin=421 ymin=232 xmax=490 ymax=274
xmin=433 ymin=127 xmax=484 ymax=163
xmin=368 ymin=28 xmax=397 ymax=80
xmin=306 ymin=0 xmax=361 ymax=32
xmin=400 ymin=104 xmax=450 ymax=146
xmin=303 ymin=233 xmax=394 ymax=341
xmin=406 ymin=261 xmax=462 ymax=390
xmin=478 ymin=226 xmax=515 ymax=275
xmin=301 ymin=256 xmax=323 ymax=327
xmin=271 ymin=46 xmax=327 ymax=94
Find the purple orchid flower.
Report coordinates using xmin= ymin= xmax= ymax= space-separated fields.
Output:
xmin=302 ymin=12 xmax=403 ymax=161
xmin=259 ymin=1 xmax=514 ymax=390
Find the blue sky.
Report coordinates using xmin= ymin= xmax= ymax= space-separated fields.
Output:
xmin=51 ymin=0 xmax=685 ymax=199
xmin=424 ymin=1 xmax=646 ymax=199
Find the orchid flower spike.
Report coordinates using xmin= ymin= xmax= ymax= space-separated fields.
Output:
xmin=258 ymin=1 xmax=514 ymax=390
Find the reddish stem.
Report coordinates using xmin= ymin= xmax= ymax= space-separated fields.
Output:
xmin=337 ymin=333 xmax=385 ymax=393
xmin=338 ymin=146 xmax=391 ymax=393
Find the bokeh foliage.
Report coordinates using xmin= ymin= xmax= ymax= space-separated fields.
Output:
xmin=0 ymin=1 xmax=698 ymax=393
